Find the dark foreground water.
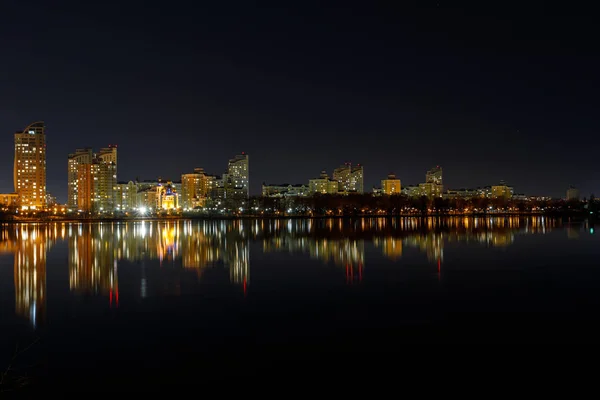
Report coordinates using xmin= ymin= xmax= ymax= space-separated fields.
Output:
xmin=0 ymin=217 xmax=598 ymax=390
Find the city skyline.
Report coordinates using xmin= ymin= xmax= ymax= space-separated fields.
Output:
xmin=0 ymin=121 xmax=594 ymax=206
xmin=2 ymin=3 xmax=599 ymax=200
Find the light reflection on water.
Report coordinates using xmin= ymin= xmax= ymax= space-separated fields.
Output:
xmin=0 ymin=216 xmax=593 ymax=328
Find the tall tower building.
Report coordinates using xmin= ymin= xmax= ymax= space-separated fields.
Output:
xmin=225 ymin=153 xmax=249 ymax=200
xmin=420 ymin=166 xmax=443 ymax=198
xmin=91 ymin=160 xmax=117 ymax=211
xmin=426 ymin=166 xmax=443 ymax=185
xmin=68 ymin=148 xmax=93 ymax=208
xmin=14 ymin=122 xmax=46 ymax=209
xmin=333 ymin=163 xmax=364 ymax=194
xmin=70 ymin=145 xmax=117 ymax=212
xmin=97 ymin=145 xmax=118 ymax=165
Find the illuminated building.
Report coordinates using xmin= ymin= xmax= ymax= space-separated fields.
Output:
xmin=14 ymin=121 xmax=46 ymax=210
xmin=491 ymin=181 xmax=513 ymax=199
xmin=224 ymin=153 xmax=249 ymax=200
xmin=0 ymin=193 xmax=19 ymax=207
xmin=94 ymin=146 xmax=118 ymax=211
xmin=402 ymin=185 xmax=421 ymax=198
xmin=136 ymin=186 xmax=159 ymax=210
xmin=333 ymin=163 xmax=364 ymax=193
xmin=68 ymin=148 xmax=93 ymax=208
xmin=308 ymin=171 xmax=339 ymax=194
xmin=426 ymin=166 xmax=443 ymax=185
xmin=419 ymin=166 xmax=443 ymax=198
xmin=69 ymin=146 xmax=117 ymax=212
xmin=46 ymin=193 xmax=57 ymax=207
xmin=158 ymin=182 xmax=178 ymax=210
xmin=116 ymin=181 xmax=138 ymax=211
xmin=567 ymin=186 xmax=580 ymax=201
xmin=181 ymin=168 xmax=209 ymax=209
xmin=262 ymin=183 xmax=308 ymax=197
xmin=381 ymin=173 xmax=401 ymax=195
xmin=200 ymin=172 xmax=219 ymax=199
xmin=77 ymin=159 xmax=117 ymax=212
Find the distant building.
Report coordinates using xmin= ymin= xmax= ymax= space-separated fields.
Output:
xmin=333 ymin=163 xmax=364 ymax=193
xmin=71 ymin=146 xmax=117 ymax=212
xmin=68 ymin=148 xmax=93 ymax=208
xmin=426 ymin=166 xmax=443 ymax=185
xmin=181 ymin=168 xmax=206 ymax=209
xmin=419 ymin=166 xmax=443 ymax=198
xmin=0 ymin=193 xmax=19 ymax=207
xmin=116 ymin=181 xmax=138 ymax=212
xmin=46 ymin=193 xmax=57 ymax=207
xmin=381 ymin=173 xmax=401 ymax=195
xmin=566 ymin=186 xmax=580 ymax=201
xmin=67 ymin=146 xmax=117 ymax=212
xmin=14 ymin=121 xmax=47 ymax=210
xmin=224 ymin=153 xmax=249 ymax=200
xmin=309 ymin=171 xmax=339 ymax=194
xmin=443 ymin=188 xmax=480 ymax=199
xmin=157 ymin=182 xmax=178 ymax=210
xmin=262 ymin=183 xmax=309 ymax=197
xmin=135 ymin=179 xmax=182 ymax=210
xmin=402 ymin=185 xmax=421 ymax=198
xmin=491 ymin=181 xmax=513 ymax=199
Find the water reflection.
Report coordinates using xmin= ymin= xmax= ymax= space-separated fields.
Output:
xmin=0 ymin=224 xmax=59 ymax=328
xmin=0 ymin=216 xmax=572 ymax=327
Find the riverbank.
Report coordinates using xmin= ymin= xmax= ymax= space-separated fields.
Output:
xmin=0 ymin=211 xmax=596 ymax=224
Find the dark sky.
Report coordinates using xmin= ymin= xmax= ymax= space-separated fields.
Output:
xmin=1 ymin=1 xmax=598 ymax=201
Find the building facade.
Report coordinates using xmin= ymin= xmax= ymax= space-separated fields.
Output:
xmin=0 ymin=193 xmax=19 ymax=208
xmin=381 ymin=173 xmax=401 ymax=195
xmin=181 ymin=168 xmax=212 ymax=209
xmin=262 ymin=183 xmax=309 ymax=197
xmin=68 ymin=148 xmax=93 ymax=208
xmin=224 ymin=153 xmax=249 ymax=200
xmin=566 ymin=186 xmax=580 ymax=201
xmin=14 ymin=122 xmax=46 ymax=209
xmin=491 ymin=181 xmax=513 ymax=199
xmin=420 ymin=166 xmax=443 ymax=198
xmin=71 ymin=146 xmax=118 ymax=212
xmin=333 ymin=163 xmax=364 ymax=194
xmin=116 ymin=181 xmax=138 ymax=212
xmin=309 ymin=171 xmax=339 ymax=194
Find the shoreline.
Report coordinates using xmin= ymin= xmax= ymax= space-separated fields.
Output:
xmin=0 ymin=212 xmax=595 ymax=224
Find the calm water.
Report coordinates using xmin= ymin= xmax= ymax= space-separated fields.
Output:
xmin=0 ymin=217 xmax=598 ymax=389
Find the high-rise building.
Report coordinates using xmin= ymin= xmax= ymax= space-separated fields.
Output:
xmin=566 ymin=186 xmax=580 ymax=201
xmin=68 ymin=148 xmax=93 ymax=208
xmin=97 ymin=146 xmax=118 ymax=165
xmin=71 ymin=146 xmax=117 ymax=212
xmin=116 ymin=181 xmax=138 ymax=212
xmin=92 ymin=161 xmax=117 ymax=211
xmin=224 ymin=153 xmax=249 ymax=200
xmin=333 ymin=163 xmax=364 ymax=194
xmin=181 ymin=168 xmax=205 ymax=209
xmin=426 ymin=166 xmax=443 ymax=185
xmin=14 ymin=122 xmax=46 ymax=209
xmin=381 ymin=173 xmax=401 ymax=195
xmin=420 ymin=166 xmax=443 ymax=198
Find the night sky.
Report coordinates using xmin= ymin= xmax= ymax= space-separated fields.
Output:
xmin=1 ymin=1 xmax=598 ymax=201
